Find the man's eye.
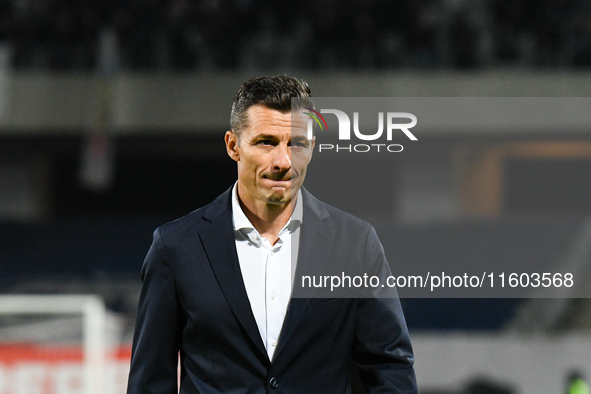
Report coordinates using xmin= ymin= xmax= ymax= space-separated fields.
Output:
xmin=257 ymin=140 xmax=273 ymax=145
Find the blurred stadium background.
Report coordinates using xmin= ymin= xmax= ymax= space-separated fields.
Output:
xmin=1 ymin=0 xmax=591 ymax=393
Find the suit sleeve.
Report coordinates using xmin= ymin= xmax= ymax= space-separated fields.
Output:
xmin=127 ymin=228 xmax=182 ymax=394
xmin=353 ymin=225 xmax=419 ymax=394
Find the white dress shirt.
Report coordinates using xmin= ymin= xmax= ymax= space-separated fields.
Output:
xmin=231 ymin=183 xmax=303 ymax=361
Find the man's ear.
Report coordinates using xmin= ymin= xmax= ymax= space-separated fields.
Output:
xmin=225 ymin=131 xmax=240 ymax=162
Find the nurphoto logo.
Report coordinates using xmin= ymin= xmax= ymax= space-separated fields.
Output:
xmin=305 ymin=108 xmax=418 ymax=153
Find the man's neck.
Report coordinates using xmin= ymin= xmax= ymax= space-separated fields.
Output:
xmin=237 ymin=190 xmax=296 ymax=246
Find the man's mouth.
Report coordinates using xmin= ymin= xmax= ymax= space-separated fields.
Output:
xmin=263 ymin=174 xmax=294 ymax=181
xmin=262 ymin=176 xmax=294 ymax=186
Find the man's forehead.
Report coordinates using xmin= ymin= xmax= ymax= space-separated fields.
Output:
xmin=245 ymin=106 xmax=308 ymax=131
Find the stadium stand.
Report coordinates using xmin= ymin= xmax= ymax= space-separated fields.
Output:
xmin=0 ymin=0 xmax=591 ymax=71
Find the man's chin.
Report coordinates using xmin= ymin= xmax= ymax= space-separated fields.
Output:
xmin=263 ymin=189 xmax=293 ymax=205
xmin=261 ymin=180 xmax=303 ymax=206
xmin=264 ymin=194 xmax=290 ymax=205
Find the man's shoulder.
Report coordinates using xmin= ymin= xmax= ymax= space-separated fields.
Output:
xmin=303 ymin=189 xmax=374 ymax=233
xmin=156 ymin=187 xmax=232 ymax=240
xmin=158 ymin=205 xmax=208 ymax=236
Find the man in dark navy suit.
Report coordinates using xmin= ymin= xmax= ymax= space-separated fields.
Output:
xmin=127 ymin=76 xmax=418 ymax=394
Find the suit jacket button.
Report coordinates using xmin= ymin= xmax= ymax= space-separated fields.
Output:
xmin=269 ymin=377 xmax=279 ymax=389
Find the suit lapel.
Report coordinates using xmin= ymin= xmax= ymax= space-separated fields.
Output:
xmin=198 ymin=188 xmax=337 ymax=364
xmin=272 ymin=189 xmax=336 ymax=362
xmin=198 ymin=190 xmax=269 ymax=362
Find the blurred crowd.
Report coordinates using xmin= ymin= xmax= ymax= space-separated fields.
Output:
xmin=0 ymin=0 xmax=591 ymax=71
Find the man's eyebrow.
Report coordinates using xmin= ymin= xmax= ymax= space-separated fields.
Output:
xmin=251 ymin=133 xmax=279 ymax=140
xmin=291 ymin=135 xmax=310 ymax=143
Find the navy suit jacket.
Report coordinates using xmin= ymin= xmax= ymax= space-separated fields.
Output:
xmin=127 ymin=187 xmax=418 ymax=394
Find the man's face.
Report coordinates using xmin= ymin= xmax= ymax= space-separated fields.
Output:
xmin=225 ymin=105 xmax=315 ymax=209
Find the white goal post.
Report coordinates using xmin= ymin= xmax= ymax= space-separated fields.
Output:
xmin=0 ymin=294 xmax=107 ymax=394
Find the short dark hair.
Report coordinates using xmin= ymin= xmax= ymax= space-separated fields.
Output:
xmin=230 ymin=75 xmax=313 ymax=135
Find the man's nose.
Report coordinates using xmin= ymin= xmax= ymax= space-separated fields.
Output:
xmin=272 ymin=144 xmax=291 ymax=171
